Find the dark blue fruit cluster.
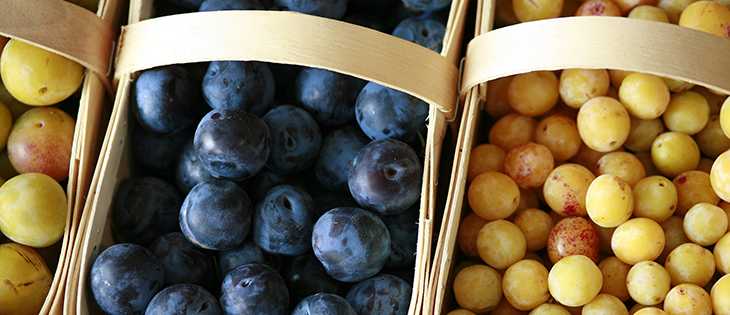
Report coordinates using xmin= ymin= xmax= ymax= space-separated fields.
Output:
xmin=91 ymin=0 xmax=448 ymax=312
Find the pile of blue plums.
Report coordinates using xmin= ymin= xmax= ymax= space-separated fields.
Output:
xmin=89 ymin=0 xmax=450 ymax=313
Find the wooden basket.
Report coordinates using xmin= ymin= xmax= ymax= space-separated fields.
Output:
xmin=0 ymin=0 xmax=125 ymax=314
xmin=426 ymin=0 xmax=730 ymax=313
xmin=68 ymin=0 xmax=471 ymax=314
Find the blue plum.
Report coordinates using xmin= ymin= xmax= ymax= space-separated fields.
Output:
xmin=391 ymin=17 xmax=446 ymax=53
xmin=313 ymin=124 xmax=369 ymax=194
xmin=348 ymin=138 xmax=422 ymax=215
xmin=285 ymin=251 xmax=348 ymax=303
xmin=199 ymin=0 xmax=265 ymax=11
xmin=312 ymin=207 xmax=391 ymax=282
xmin=253 ymin=185 xmax=316 ymax=256
xmin=219 ymin=263 xmax=290 ymax=315
xmin=400 ymin=0 xmax=450 ymax=12
xmin=345 ymin=273 xmax=412 ymax=315
xmin=294 ymin=68 xmax=366 ymax=127
xmin=273 ymin=0 xmax=348 ymax=19
xmin=147 ymin=232 xmax=216 ymax=288
xmin=131 ymin=125 xmax=192 ymax=180
xmin=90 ymin=243 xmax=165 ymax=315
xmin=145 ymin=283 xmax=222 ymax=315
xmin=217 ymin=237 xmax=277 ymax=280
xmin=354 ymin=81 xmax=429 ymax=141
xmin=262 ymin=104 xmax=322 ymax=174
xmin=241 ymin=167 xmax=306 ymax=204
xmin=194 ymin=107 xmax=271 ymax=181
xmin=132 ymin=65 xmax=204 ymax=135
xmin=202 ymin=61 xmax=275 ymax=117
xmin=291 ymin=293 xmax=357 ymax=315
xmin=381 ymin=203 xmax=419 ymax=268
xmin=112 ymin=177 xmax=183 ymax=247
xmin=179 ymin=179 xmax=253 ymax=251
xmin=175 ymin=138 xmax=214 ymax=194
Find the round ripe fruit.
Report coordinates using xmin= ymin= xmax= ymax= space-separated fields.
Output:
xmin=662 ymin=91 xmax=710 ymax=135
xmin=467 ymin=144 xmax=506 ymax=182
xmin=611 ymin=218 xmax=665 ymax=264
xmin=512 ymin=0 xmax=563 ymax=22
xmin=591 ymin=221 xmax=616 ymax=254
xmin=446 ymin=309 xmax=477 ymax=315
xmin=6 ymin=107 xmax=75 ymax=181
xmin=476 ymin=220 xmax=526 ymax=270
xmin=658 ymin=0 xmax=698 ymax=23
xmin=678 ymin=0 xmax=730 ymax=38
xmin=719 ymin=97 xmax=730 ymax=138
xmin=0 ymin=40 xmax=84 ymax=106
xmin=712 ymin=274 xmax=730 ymax=315
xmin=721 ymin=201 xmax=730 ymax=232
xmin=624 ymin=117 xmax=665 ymax=153
xmin=619 ymin=72 xmax=671 ymax=119
xmin=696 ymin=115 xmax=730 ymax=158
xmin=663 ymin=283 xmax=712 ymax=315
xmin=452 ymin=264 xmax=503 ymax=313
xmin=598 ymin=256 xmax=632 ymax=302
xmin=503 ymin=142 xmax=555 ymax=190
xmin=547 ymin=216 xmax=600 ymax=264
xmin=529 ymin=303 xmax=571 ymax=315
xmin=489 ymin=113 xmax=538 ymax=152
xmin=0 ymin=101 xmax=11 ymax=150
xmin=628 ymin=5 xmax=670 ymax=22
xmin=633 ymin=308 xmax=669 ymax=315
xmin=683 ymin=202 xmax=728 ymax=246
xmin=516 ymin=188 xmax=540 ymax=214
xmin=0 ymin=243 xmax=53 ymax=315
xmin=559 ymin=69 xmax=610 ymax=109
xmin=547 ymin=254 xmax=603 ymax=307
xmin=502 ymin=259 xmax=550 ymax=311
xmin=0 ymin=173 xmax=67 ymax=247
xmin=626 ymin=261 xmax=671 ymax=306
xmin=632 ymin=175 xmax=677 ymax=223
xmin=657 ymin=215 xmax=691 ymax=264
xmin=712 ymin=149 xmax=730 ymax=202
xmin=595 ymin=151 xmax=645 ymax=188
xmin=457 ymin=212 xmax=489 ymax=260
xmin=468 ymin=171 xmax=521 ymax=221
xmin=581 ymin=294 xmax=628 ymax=315
xmin=672 ymin=170 xmax=719 ymax=217
xmin=570 ymin=143 xmax=622 ymax=171
xmin=651 ymin=131 xmax=700 ymax=178
xmin=586 ymin=174 xmax=634 ymax=228
xmin=543 ymin=163 xmax=595 ymax=217
xmin=577 ymin=96 xmax=630 ymax=152
xmin=507 ymin=71 xmax=559 ymax=117
xmin=665 ymin=242 xmax=715 ymax=287
xmin=485 ymin=76 xmax=515 ymax=120
xmin=575 ymin=0 xmax=623 ymax=16
xmin=609 ymin=69 xmax=633 ymax=90
xmin=714 ymin=232 xmax=730 ymax=274
xmin=513 ymin=208 xmax=554 ymax=252
xmin=535 ymin=114 xmax=582 ymax=161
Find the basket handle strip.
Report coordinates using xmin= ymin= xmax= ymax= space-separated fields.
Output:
xmin=0 ymin=0 xmax=116 ymax=92
xmin=461 ymin=16 xmax=730 ymax=96
xmin=112 ymin=10 xmax=459 ymax=119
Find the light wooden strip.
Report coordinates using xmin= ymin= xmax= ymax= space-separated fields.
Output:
xmin=113 ymin=10 xmax=459 ymax=118
xmin=462 ymin=16 xmax=730 ymax=96
xmin=0 ymin=0 xmax=116 ymax=90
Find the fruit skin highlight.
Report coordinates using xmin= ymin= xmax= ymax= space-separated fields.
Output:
xmin=0 ymin=39 xmax=84 ymax=106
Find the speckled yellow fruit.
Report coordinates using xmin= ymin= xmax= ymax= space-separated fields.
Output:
xmin=0 ymin=173 xmax=67 ymax=247
xmin=0 ymin=242 xmax=53 ymax=315
xmin=679 ymin=0 xmax=730 ymax=38
xmin=0 ymin=39 xmax=84 ymax=106
xmin=711 ymin=149 xmax=730 ymax=202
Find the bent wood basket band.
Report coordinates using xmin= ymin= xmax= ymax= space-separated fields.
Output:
xmin=0 ymin=0 xmax=117 ymax=92
xmin=112 ymin=10 xmax=460 ymax=119
xmin=461 ymin=16 xmax=730 ymax=96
